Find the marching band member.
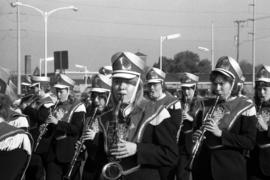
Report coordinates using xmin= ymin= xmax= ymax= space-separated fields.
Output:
xmin=24 ymin=76 xmax=56 ymax=180
xmin=0 ymin=93 xmax=29 ymax=131
xmin=0 ymin=86 xmax=32 ymax=179
xmin=176 ymin=73 xmax=204 ymax=180
xmin=97 ymin=52 xmax=178 ymax=180
xmin=248 ymin=65 xmax=270 ymax=180
xmin=81 ymin=73 xmax=112 ymax=180
xmin=44 ymin=74 xmax=86 ymax=180
xmin=0 ymin=117 xmax=32 ymax=180
xmin=145 ymin=67 xmax=181 ymax=180
xmin=191 ymin=56 xmax=257 ymax=180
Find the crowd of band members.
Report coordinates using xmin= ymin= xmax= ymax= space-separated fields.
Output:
xmin=1 ymin=51 xmax=270 ymax=180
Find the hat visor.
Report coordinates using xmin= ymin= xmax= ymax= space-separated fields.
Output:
xmin=21 ymin=82 xmax=31 ymax=86
xmin=181 ymin=83 xmax=196 ymax=87
xmin=112 ymin=73 xmax=137 ymax=79
xmin=213 ymin=68 xmax=235 ymax=79
xmin=91 ymin=88 xmax=110 ymax=93
xmin=146 ymin=79 xmax=163 ymax=84
xmin=256 ymin=77 xmax=270 ymax=83
xmin=54 ymin=84 xmax=69 ymax=89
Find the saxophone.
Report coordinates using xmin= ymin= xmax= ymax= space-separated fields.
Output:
xmin=102 ymin=98 xmax=127 ymax=180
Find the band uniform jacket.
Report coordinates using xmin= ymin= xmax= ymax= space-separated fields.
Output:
xmin=82 ymin=106 xmax=109 ymax=180
xmin=192 ymin=96 xmax=257 ymax=180
xmin=179 ymin=96 xmax=204 ymax=155
xmin=98 ymin=98 xmax=179 ymax=180
xmin=146 ymin=92 xmax=181 ymax=180
xmin=45 ymin=99 xmax=85 ymax=163
xmin=249 ymin=101 xmax=270 ymax=177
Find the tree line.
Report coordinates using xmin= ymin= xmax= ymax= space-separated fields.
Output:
xmin=153 ymin=50 xmax=260 ymax=75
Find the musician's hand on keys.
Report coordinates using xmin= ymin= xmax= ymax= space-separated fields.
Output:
xmin=46 ymin=115 xmax=59 ymax=125
xmin=182 ymin=112 xmax=194 ymax=122
xmin=39 ymin=123 xmax=47 ymax=132
xmin=75 ymin=141 xmax=86 ymax=152
xmin=110 ymin=139 xmax=137 ymax=159
xmin=257 ymin=115 xmax=268 ymax=131
xmin=192 ymin=129 xmax=203 ymax=143
xmin=82 ymin=128 xmax=96 ymax=141
xmin=204 ymin=118 xmax=222 ymax=137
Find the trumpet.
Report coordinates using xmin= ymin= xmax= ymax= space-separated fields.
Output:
xmin=186 ymin=96 xmax=220 ymax=170
xmin=34 ymin=100 xmax=58 ymax=152
xmin=64 ymin=107 xmax=98 ymax=180
xmin=101 ymin=98 xmax=125 ymax=180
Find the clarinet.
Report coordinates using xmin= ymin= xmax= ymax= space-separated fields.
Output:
xmin=34 ymin=100 xmax=58 ymax=152
xmin=186 ymin=95 xmax=220 ymax=170
xmin=64 ymin=107 xmax=98 ymax=180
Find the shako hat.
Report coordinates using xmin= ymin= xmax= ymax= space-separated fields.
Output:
xmin=91 ymin=74 xmax=111 ymax=93
xmin=54 ymin=74 xmax=75 ymax=89
xmin=180 ymin=72 xmax=199 ymax=87
xmin=111 ymin=52 xmax=146 ymax=79
xmin=146 ymin=67 xmax=166 ymax=83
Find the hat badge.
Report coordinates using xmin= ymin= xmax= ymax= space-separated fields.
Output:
xmin=182 ymin=75 xmax=191 ymax=83
xmin=93 ymin=76 xmax=101 ymax=87
xmin=217 ymin=58 xmax=230 ymax=70
xmin=118 ymin=56 xmax=132 ymax=71
xmin=148 ymin=70 xmax=159 ymax=79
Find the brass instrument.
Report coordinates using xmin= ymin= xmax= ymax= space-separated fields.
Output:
xmin=64 ymin=107 xmax=98 ymax=180
xmin=102 ymin=98 xmax=126 ymax=180
xmin=187 ymin=96 xmax=220 ymax=170
xmin=33 ymin=100 xmax=58 ymax=152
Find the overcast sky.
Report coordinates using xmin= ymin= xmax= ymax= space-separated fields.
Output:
xmin=1 ymin=0 xmax=270 ymax=74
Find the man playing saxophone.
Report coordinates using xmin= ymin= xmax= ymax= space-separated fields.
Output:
xmin=97 ymin=52 xmax=178 ymax=180
xmin=191 ymin=56 xmax=257 ymax=180
xmin=248 ymin=65 xmax=270 ymax=180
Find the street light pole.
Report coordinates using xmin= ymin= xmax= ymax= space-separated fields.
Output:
xmin=250 ymin=0 xmax=256 ymax=87
xmin=160 ymin=36 xmax=163 ymax=70
xmin=11 ymin=2 xmax=78 ymax=77
xmin=16 ymin=0 xmax=21 ymax=94
xmin=211 ymin=22 xmax=214 ymax=70
xmin=159 ymin=33 xmax=181 ymax=70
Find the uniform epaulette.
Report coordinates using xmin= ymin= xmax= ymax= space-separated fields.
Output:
xmin=74 ymin=102 xmax=86 ymax=113
xmin=166 ymin=99 xmax=181 ymax=110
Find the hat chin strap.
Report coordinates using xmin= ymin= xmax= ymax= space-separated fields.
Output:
xmin=122 ymin=75 xmax=140 ymax=117
xmin=224 ymin=79 xmax=235 ymax=101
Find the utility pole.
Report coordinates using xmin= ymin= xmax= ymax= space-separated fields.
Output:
xmin=234 ymin=20 xmax=246 ymax=62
